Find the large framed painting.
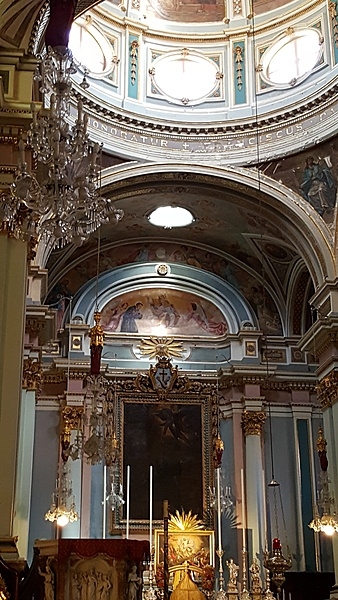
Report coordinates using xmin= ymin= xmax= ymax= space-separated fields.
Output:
xmin=110 ymin=367 xmax=215 ymax=533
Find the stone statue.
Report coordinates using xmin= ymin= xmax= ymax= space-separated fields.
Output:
xmin=127 ymin=565 xmax=142 ymax=600
xmin=38 ymin=559 xmax=55 ymax=600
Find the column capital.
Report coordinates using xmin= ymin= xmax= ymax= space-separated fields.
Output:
xmin=241 ymin=409 xmax=266 ymax=436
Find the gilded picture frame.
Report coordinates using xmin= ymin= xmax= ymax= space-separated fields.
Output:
xmin=154 ymin=528 xmax=215 ymax=586
xmin=110 ymin=377 xmax=215 ymax=534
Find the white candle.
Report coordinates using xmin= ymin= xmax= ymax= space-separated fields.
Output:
xmin=149 ymin=465 xmax=153 ymax=554
xmin=241 ymin=468 xmax=246 ymax=549
xmin=126 ymin=465 xmax=130 ymax=539
xmin=217 ymin=468 xmax=222 ymax=552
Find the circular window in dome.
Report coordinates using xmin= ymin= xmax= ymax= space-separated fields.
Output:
xmin=69 ymin=16 xmax=114 ymax=77
xmin=150 ymin=49 xmax=222 ymax=106
xmin=261 ymin=28 xmax=323 ymax=88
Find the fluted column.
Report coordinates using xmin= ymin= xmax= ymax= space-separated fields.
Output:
xmin=241 ymin=406 xmax=267 ymax=566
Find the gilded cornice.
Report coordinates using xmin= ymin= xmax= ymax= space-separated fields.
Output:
xmin=241 ymin=409 xmax=266 ymax=436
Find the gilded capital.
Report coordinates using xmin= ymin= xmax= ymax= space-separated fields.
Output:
xmin=241 ymin=409 xmax=266 ymax=436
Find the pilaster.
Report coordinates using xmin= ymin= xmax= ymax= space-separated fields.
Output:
xmin=0 ymin=234 xmax=27 ymax=541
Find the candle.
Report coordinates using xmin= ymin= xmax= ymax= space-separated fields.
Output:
xmin=241 ymin=468 xmax=246 ymax=549
xmin=126 ymin=465 xmax=130 ymax=539
xmin=149 ymin=465 xmax=153 ymax=554
xmin=217 ymin=468 xmax=222 ymax=552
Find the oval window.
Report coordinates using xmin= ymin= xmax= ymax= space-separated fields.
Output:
xmin=261 ymin=28 xmax=323 ymax=88
xmin=150 ymin=49 xmax=221 ymax=105
xmin=69 ymin=16 xmax=114 ymax=77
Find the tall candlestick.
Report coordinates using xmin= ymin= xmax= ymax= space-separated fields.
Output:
xmin=216 ymin=467 xmax=222 ymax=552
xmin=149 ymin=465 xmax=153 ymax=552
xmin=126 ymin=465 xmax=130 ymax=539
xmin=241 ymin=468 xmax=246 ymax=548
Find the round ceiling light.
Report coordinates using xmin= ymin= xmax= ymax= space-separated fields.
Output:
xmin=148 ymin=206 xmax=194 ymax=228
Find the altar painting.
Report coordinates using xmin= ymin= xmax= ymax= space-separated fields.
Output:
xmin=154 ymin=529 xmax=215 ymax=580
xmin=123 ymin=401 xmax=203 ymax=521
xmin=101 ymin=289 xmax=228 ymax=337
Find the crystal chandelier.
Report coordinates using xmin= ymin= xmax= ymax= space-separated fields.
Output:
xmin=45 ymin=462 xmax=79 ymax=527
xmin=0 ymin=46 xmax=123 ymax=246
xmin=309 ymin=427 xmax=338 ymax=535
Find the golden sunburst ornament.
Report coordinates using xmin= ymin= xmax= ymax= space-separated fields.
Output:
xmin=139 ymin=337 xmax=184 ymax=359
xmin=169 ymin=510 xmax=204 ymax=532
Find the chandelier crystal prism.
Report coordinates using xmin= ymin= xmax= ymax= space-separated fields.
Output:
xmin=0 ymin=46 xmax=123 ymax=246
xmin=44 ymin=462 xmax=79 ymax=527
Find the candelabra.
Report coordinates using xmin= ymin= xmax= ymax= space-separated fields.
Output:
xmin=45 ymin=461 xmax=79 ymax=527
xmin=0 ymin=46 xmax=123 ymax=246
xmin=309 ymin=427 xmax=338 ymax=535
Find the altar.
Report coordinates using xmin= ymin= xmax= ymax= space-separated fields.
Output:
xmin=34 ymin=538 xmax=149 ymax=600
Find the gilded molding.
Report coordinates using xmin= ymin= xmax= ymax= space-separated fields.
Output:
xmin=22 ymin=357 xmax=42 ymax=391
xmin=241 ymin=409 xmax=266 ymax=436
xmin=234 ymin=46 xmax=243 ymax=90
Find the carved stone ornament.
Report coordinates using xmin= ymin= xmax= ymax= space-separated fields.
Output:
xmin=22 ymin=357 xmax=42 ymax=391
xmin=241 ymin=409 xmax=266 ymax=436
xmin=316 ymin=371 xmax=338 ymax=409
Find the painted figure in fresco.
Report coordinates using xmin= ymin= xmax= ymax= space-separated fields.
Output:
xmin=147 ymin=294 xmax=180 ymax=328
xmin=120 ymin=302 xmax=143 ymax=333
xmin=105 ymin=301 xmax=129 ymax=332
xmin=300 ymin=156 xmax=336 ymax=214
xmin=127 ymin=565 xmax=142 ymax=600
xmin=185 ymin=302 xmax=227 ymax=336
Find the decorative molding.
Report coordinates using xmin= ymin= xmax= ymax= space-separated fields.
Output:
xmin=241 ymin=409 xmax=266 ymax=436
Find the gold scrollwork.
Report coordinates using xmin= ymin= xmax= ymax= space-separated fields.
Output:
xmin=0 ymin=574 xmax=10 ymax=599
xmin=329 ymin=1 xmax=338 ymax=47
xmin=130 ymin=40 xmax=139 ymax=86
xmin=241 ymin=409 xmax=266 ymax=436
xmin=61 ymin=405 xmax=84 ymax=461
xmin=234 ymin=46 xmax=243 ymax=91
xmin=22 ymin=357 xmax=42 ymax=391
xmin=316 ymin=371 xmax=338 ymax=409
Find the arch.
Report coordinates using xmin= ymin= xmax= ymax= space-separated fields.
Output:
xmin=37 ymin=162 xmax=335 ymax=295
xmin=70 ymin=262 xmax=258 ymax=335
